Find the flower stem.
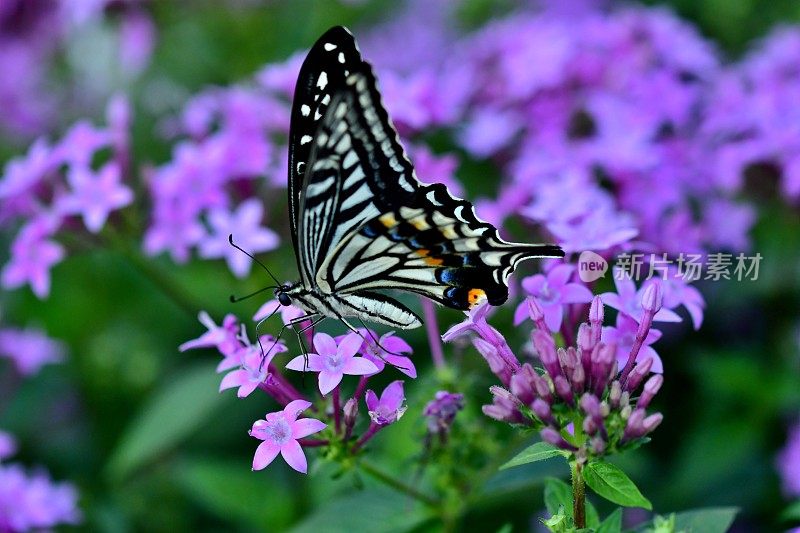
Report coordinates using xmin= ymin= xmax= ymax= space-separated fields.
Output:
xmin=358 ymin=460 xmax=439 ymax=507
xmin=570 ymin=461 xmax=586 ymax=528
xmin=333 ymin=386 xmax=342 ymax=434
xmin=421 ymin=297 xmax=445 ymax=369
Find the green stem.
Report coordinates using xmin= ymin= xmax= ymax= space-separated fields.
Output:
xmin=359 ymin=460 xmax=439 ymax=508
xmin=571 ymin=461 xmax=586 ymax=528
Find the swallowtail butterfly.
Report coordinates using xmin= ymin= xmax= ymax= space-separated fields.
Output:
xmin=271 ymin=26 xmax=563 ymax=331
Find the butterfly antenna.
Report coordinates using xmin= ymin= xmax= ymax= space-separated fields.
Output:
xmin=230 ymin=285 xmax=277 ymax=303
xmin=228 ymin=234 xmax=281 ymax=286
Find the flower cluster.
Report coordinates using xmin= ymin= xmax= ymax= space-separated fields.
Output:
xmin=0 ymin=0 xmax=155 ymax=141
xmin=0 ymin=96 xmax=133 ymax=298
xmin=181 ymin=311 xmax=414 ymax=473
xmin=446 ymin=285 xmax=665 ymax=460
xmin=777 ymin=417 xmax=800 ymax=497
xmin=0 ymin=430 xmax=82 ymax=532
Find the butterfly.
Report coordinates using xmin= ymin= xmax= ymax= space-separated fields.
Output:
xmin=262 ymin=26 xmax=563 ymax=334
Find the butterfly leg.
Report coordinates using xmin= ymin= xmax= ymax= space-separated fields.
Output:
xmin=257 ymin=313 xmax=319 ymax=370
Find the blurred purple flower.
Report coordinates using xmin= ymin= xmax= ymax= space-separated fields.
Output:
xmin=423 ymin=391 xmax=464 ymax=437
xmin=0 ymin=431 xmax=16 ymax=461
xmin=0 ymin=463 xmax=82 ymax=531
xmin=777 ymin=417 xmax=800 ymax=497
xmin=198 ymin=199 xmax=279 ymax=278
xmin=602 ymin=314 xmax=663 ymax=374
xmin=365 ymin=380 xmax=406 ymax=426
xmin=410 ymin=144 xmax=464 ymax=198
xmin=53 ymin=120 xmax=110 ymax=167
xmin=118 ymin=9 xmax=156 ymax=76
xmin=249 ymin=400 xmax=326 ymax=474
xmin=514 ymin=264 xmax=593 ymax=331
xmin=0 ymin=327 xmax=66 ymax=376
xmin=286 ymin=332 xmax=378 ymax=395
xmin=253 ymin=299 xmax=306 ymax=324
xmin=179 ymin=311 xmax=241 ymax=358
xmin=57 ymin=163 xmax=132 ymax=233
xmin=1 ymin=217 xmax=64 ymax=299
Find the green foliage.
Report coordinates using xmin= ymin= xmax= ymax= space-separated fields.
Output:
xmin=500 ymin=441 xmax=565 ymax=470
xmin=583 ymin=461 xmax=652 ymax=510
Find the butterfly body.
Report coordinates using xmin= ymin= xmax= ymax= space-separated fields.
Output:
xmin=277 ymin=26 xmax=563 ymax=330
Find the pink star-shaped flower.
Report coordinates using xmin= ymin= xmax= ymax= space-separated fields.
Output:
xmin=249 ymin=400 xmax=326 ymax=474
xmin=1 ymin=218 xmax=64 ymax=298
xmin=514 ymin=264 xmax=593 ymax=332
xmin=58 ymin=163 xmax=133 ymax=233
xmin=199 ymin=199 xmax=279 ymax=278
xmin=365 ymin=381 xmax=407 ymax=426
xmin=286 ymin=332 xmax=378 ymax=395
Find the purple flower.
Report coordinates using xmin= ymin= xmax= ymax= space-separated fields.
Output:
xmin=179 ymin=311 xmax=241 ymax=358
xmin=660 ymin=269 xmax=706 ymax=330
xmin=249 ymin=400 xmax=326 ymax=474
xmin=459 ymin=106 xmax=523 ymax=157
xmin=1 ymin=218 xmax=64 ymax=299
xmin=0 ymin=463 xmax=82 ymax=531
xmin=410 ymin=144 xmax=464 ymax=198
xmin=0 ymin=431 xmax=17 ymax=461
xmin=0 ymin=327 xmax=65 ymax=376
xmin=219 ymin=346 xmax=277 ymax=398
xmin=423 ymin=391 xmax=465 ymax=436
xmin=53 ymin=120 xmax=110 ymax=167
xmin=777 ymin=418 xmax=800 ymax=497
xmin=143 ymin=204 xmax=206 ymax=263
xmin=286 ymin=332 xmax=378 ymax=395
xmin=199 ymin=199 xmax=279 ymax=278
xmin=601 ymin=314 xmax=663 ymax=374
xmin=348 ymin=329 xmax=416 ymax=378
xmin=600 ymin=269 xmax=681 ymax=324
xmin=547 ymin=208 xmax=640 ymax=254
xmin=514 ymin=264 xmax=593 ymax=331
xmin=253 ymin=298 xmax=306 ymax=324
xmin=365 ymin=380 xmax=407 ymax=426
xmin=57 ymin=163 xmax=132 ymax=233
xmin=442 ymin=300 xmax=493 ymax=342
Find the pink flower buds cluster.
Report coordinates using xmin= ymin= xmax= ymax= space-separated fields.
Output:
xmin=474 ymin=286 xmax=665 ymax=459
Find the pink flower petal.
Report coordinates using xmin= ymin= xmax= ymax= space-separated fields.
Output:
xmin=253 ymin=299 xmax=280 ymax=321
xmin=365 ymin=389 xmax=379 ymax=411
xmin=281 ymin=439 xmax=308 ymax=474
xmin=521 ymin=274 xmax=546 ymax=295
xmin=547 ymin=264 xmax=574 ymax=287
xmin=283 ymin=399 xmax=312 ymax=423
xmin=252 ymin=440 xmax=280 ymax=470
xmin=286 ymin=353 xmax=323 ymax=372
xmin=219 ymin=370 xmax=246 ymax=392
xmin=342 ymin=357 xmax=379 ymax=376
xmin=560 ymin=284 xmax=594 ymax=304
xmin=292 ymin=418 xmax=326 ymax=439
xmin=318 ymin=371 xmax=343 ymax=395
xmin=337 ymin=332 xmax=365 ymax=359
xmin=513 ymin=301 xmax=528 ymax=325
xmin=543 ymin=304 xmax=564 ymax=333
xmin=237 ymin=381 xmax=259 ymax=398
xmin=380 ymin=381 xmax=405 ymax=411
xmin=313 ymin=332 xmax=338 ymax=356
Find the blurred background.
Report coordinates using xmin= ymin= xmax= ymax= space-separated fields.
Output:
xmin=1 ymin=0 xmax=799 ymax=531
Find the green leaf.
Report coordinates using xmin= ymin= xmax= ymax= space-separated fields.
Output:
xmin=107 ymin=362 xmax=224 ymax=479
xmin=288 ymin=488 xmax=432 ymax=533
xmin=782 ymin=500 xmax=800 ymax=521
xmin=583 ymin=461 xmax=652 ymax=510
xmin=596 ymin=509 xmax=622 ymax=533
xmin=544 ymin=478 xmax=572 ymax=516
xmin=501 ymin=442 xmax=564 ymax=470
xmin=672 ymin=507 xmax=738 ymax=533
xmin=173 ymin=456 xmax=294 ymax=531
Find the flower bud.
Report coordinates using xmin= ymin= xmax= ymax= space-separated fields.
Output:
xmin=532 ymin=398 xmax=554 ymax=424
xmin=553 ymin=375 xmax=574 ymax=405
xmin=643 ymin=413 xmax=663 ymax=434
xmin=591 ymin=343 xmax=616 ymax=396
xmin=583 ymin=416 xmax=598 ymax=436
xmin=532 ymin=329 xmax=562 ymax=380
xmin=474 ymin=337 xmax=512 ymax=386
xmin=641 ymin=282 xmax=663 ymax=313
xmin=579 ymin=393 xmax=601 ymax=419
xmin=571 ymin=361 xmax=585 ymax=393
xmin=590 ymin=436 xmax=606 ymax=455
xmin=540 ymin=427 xmax=577 ymax=451
xmin=623 ymin=356 xmax=654 ymax=392
xmin=531 ymin=370 xmax=553 ymax=403
xmin=623 ymin=408 xmax=647 ymax=441
xmin=343 ymin=398 xmax=358 ymax=440
xmin=608 ymin=380 xmax=622 ymax=408
xmin=589 ymin=296 xmax=604 ymax=344
xmin=637 ymin=374 xmax=663 ymax=410
xmin=510 ymin=372 xmax=535 ymax=405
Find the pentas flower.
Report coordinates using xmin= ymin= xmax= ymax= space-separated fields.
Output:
xmin=600 ymin=269 xmax=682 ymax=324
xmin=602 ymin=314 xmax=663 ymax=374
xmin=250 ymin=400 xmax=326 ymax=474
xmin=1 ymin=218 xmax=64 ymax=299
xmin=423 ymin=391 xmax=465 ymax=440
xmin=514 ymin=263 xmax=593 ymax=331
xmin=447 ymin=287 xmax=665 ymax=460
xmin=253 ymin=298 xmax=306 ymax=324
xmin=220 ymin=344 xmax=283 ymax=398
xmin=777 ymin=417 xmax=800 ymax=497
xmin=0 ymin=463 xmax=82 ymax=531
xmin=0 ymin=431 xmax=17 ymax=461
xmin=0 ymin=327 xmax=66 ymax=376
xmin=179 ymin=311 xmax=241 ymax=358
xmin=198 ymin=199 xmax=279 ymax=278
xmin=286 ymin=333 xmax=378 ymax=395
xmin=347 ymin=329 xmax=416 ymax=378
xmin=365 ymin=381 xmax=406 ymax=426
xmin=57 ymin=163 xmax=132 ymax=233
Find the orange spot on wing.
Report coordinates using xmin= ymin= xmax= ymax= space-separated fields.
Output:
xmin=468 ymin=288 xmax=486 ymax=307
xmin=415 ymin=248 xmax=443 ymax=266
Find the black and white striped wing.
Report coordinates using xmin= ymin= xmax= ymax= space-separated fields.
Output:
xmin=290 ymin=26 xmax=563 ymax=324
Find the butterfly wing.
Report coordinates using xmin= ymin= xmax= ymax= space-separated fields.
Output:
xmin=287 ymin=26 xmax=365 ymax=286
xmin=292 ymin=26 xmax=563 ymax=319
